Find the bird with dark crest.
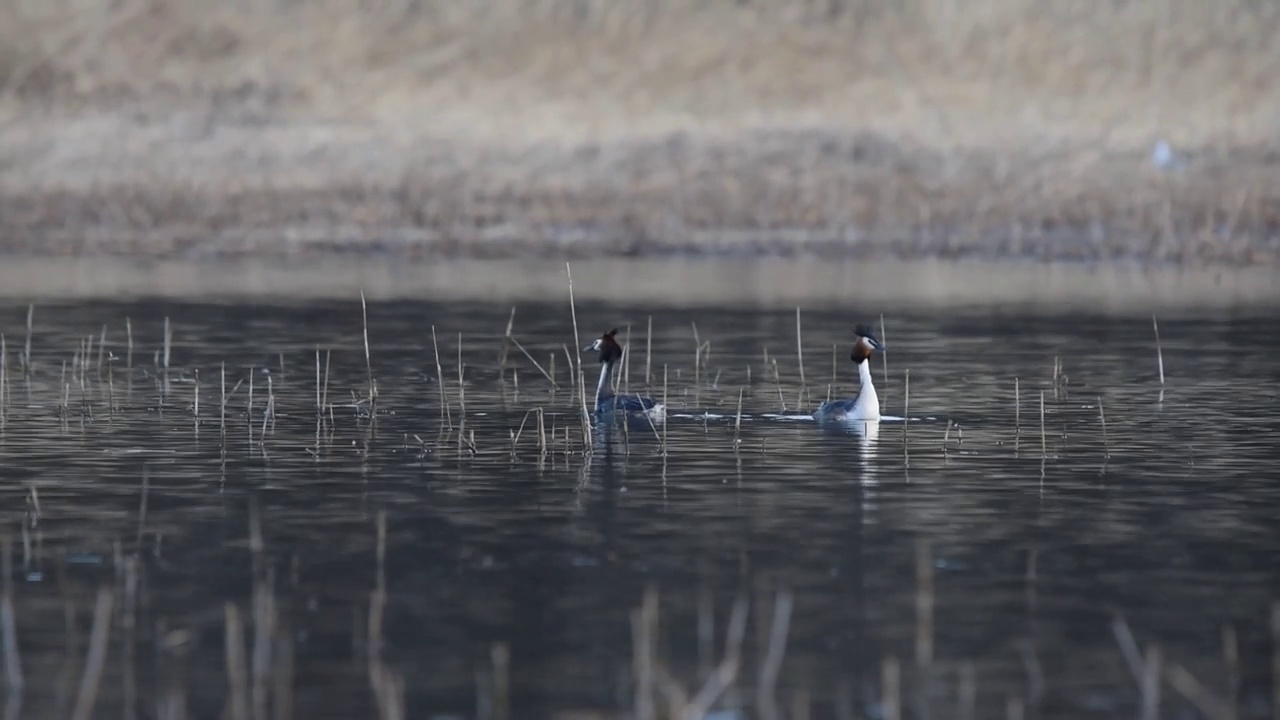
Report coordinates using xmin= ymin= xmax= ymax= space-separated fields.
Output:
xmin=584 ymin=329 xmax=666 ymax=423
xmin=813 ymin=324 xmax=885 ymax=421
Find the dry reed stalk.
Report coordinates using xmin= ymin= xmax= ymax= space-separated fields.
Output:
xmin=225 ymin=603 xmax=251 ymax=720
xmin=505 ymin=334 xmax=556 ymax=387
xmin=692 ymin=322 xmax=702 ymax=402
xmin=757 ymin=589 xmax=794 ymax=720
xmin=125 ymin=317 xmax=133 ymax=370
xmin=361 ymin=291 xmax=374 ymax=405
xmin=22 ymin=304 xmax=31 ymax=377
xmin=70 ymin=588 xmax=114 ymax=720
xmin=915 ymin=539 xmax=933 ymax=667
xmin=942 ymin=420 xmax=952 ymax=454
xmin=456 ymin=333 xmax=466 ymax=455
xmin=880 ymin=657 xmax=900 ymax=720
xmin=1152 ymin=316 xmax=1166 ymax=385
xmin=314 ymin=348 xmax=321 ymax=417
xmin=501 ymin=307 xmax=516 ymax=382
xmin=1098 ymin=396 xmax=1110 ymax=458
xmin=1039 ymin=391 xmax=1047 ymax=458
xmin=733 ymin=388 xmax=743 ymax=446
xmin=903 ymin=368 xmax=910 ymax=423
xmin=661 ymin=365 xmax=668 ymax=454
xmin=261 ymin=375 xmax=275 ymax=440
xmin=880 ymin=314 xmax=888 ymax=402
xmin=217 ymin=363 xmax=226 ymax=436
xmin=247 ymin=367 xmax=255 ymax=446
xmin=1015 ymin=377 xmax=1021 ymax=430
xmin=192 ymin=369 xmax=200 ymax=432
xmin=645 ymin=316 xmax=652 ymax=388
xmin=162 ymin=316 xmax=171 ymax=373
xmin=431 ymin=326 xmax=451 ymax=429
xmin=565 ymin=263 xmax=592 ymax=449
xmin=795 ymin=307 xmax=806 ymax=391
xmin=623 ymin=324 xmax=632 ymax=393
xmin=770 ymin=358 xmax=786 ymax=412
xmin=96 ymin=325 xmax=106 ymax=378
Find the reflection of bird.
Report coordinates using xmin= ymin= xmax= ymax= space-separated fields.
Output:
xmin=584 ymin=329 xmax=665 ymax=422
xmin=813 ymin=324 xmax=884 ymax=421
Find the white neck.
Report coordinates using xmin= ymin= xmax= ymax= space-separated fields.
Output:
xmin=854 ymin=360 xmax=880 ymax=419
xmin=595 ymin=361 xmax=614 ymax=403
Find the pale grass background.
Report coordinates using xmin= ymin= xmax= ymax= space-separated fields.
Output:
xmin=1 ymin=0 xmax=1278 ymax=261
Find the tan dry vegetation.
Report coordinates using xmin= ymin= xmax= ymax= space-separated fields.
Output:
xmin=0 ymin=0 xmax=1278 ymax=263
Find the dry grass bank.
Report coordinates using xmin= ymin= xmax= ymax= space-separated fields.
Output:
xmin=1 ymin=0 xmax=1278 ymax=263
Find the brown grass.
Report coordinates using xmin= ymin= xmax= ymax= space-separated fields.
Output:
xmin=1 ymin=0 xmax=1279 ymax=263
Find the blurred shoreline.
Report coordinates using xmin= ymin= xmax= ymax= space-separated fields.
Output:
xmin=1 ymin=256 xmax=1276 ymax=312
xmin=2 ymin=0 xmax=1278 ymax=265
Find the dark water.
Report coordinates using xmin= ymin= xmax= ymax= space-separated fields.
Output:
xmin=2 ymin=296 xmax=1279 ymax=720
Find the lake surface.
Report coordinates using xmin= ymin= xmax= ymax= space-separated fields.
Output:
xmin=1 ymin=263 xmax=1278 ymax=720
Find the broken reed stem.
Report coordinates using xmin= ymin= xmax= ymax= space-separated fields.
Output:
xmin=125 ymin=317 xmax=133 ymax=370
xmin=1152 ymin=315 xmax=1165 ymax=385
xmin=361 ymin=291 xmax=374 ymax=405
xmin=70 ymin=587 xmax=114 ymax=720
xmin=162 ymin=316 xmax=171 ymax=373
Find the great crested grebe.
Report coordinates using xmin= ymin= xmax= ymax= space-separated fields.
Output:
xmin=812 ymin=324 xmax=884 ymax=422
xmin=585 ymin=329 xmax=666 ymax=423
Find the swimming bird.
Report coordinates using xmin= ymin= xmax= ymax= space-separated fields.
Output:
xmin=813 ymin=324 xmax=884 ymax=422
xmin=585 ymin=329 xmax=666 ymax=423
